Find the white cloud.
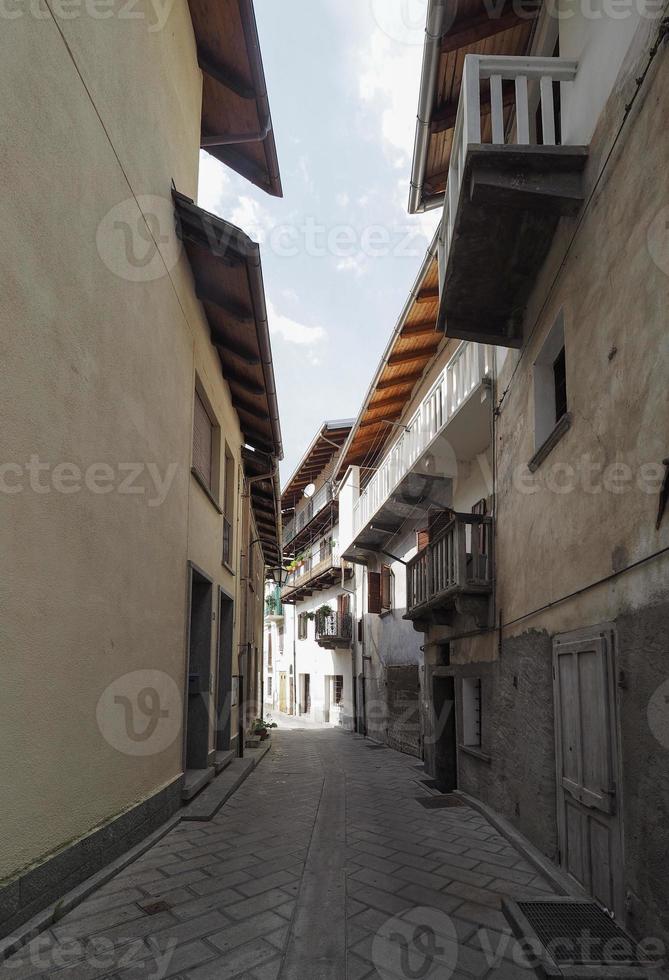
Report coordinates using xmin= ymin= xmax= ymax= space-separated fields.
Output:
xmin=267 ymin=300 xmax=327 ymax=347
xmin=336 ymin=256 xmax=366 ymax=278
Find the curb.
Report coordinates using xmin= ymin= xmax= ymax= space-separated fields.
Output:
xmin=0 ymin=742 xmax=272 ymax=963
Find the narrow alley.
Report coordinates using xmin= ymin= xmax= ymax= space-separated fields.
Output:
xmin=2 ymin=730 xmax=574 ymax=980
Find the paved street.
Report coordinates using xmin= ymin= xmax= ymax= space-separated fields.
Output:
xmin=1 ymin=731 xmax=561 ymax=979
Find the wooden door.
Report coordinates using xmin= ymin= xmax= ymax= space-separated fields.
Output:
xmin=553 ymin=627 xmax=624 ymax=917
xmin=279 ymin=672 xmax=287 ymax=713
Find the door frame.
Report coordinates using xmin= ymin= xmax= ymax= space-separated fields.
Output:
xmin=552 ymin=623 xmax=625 ymax=917
xmin=183 ymin=561 xmax=214 ymax=772
xmin=215 ymin=585 xmax=234 ymax=752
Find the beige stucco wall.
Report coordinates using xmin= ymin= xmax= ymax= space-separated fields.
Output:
xmin=0 ymin=2 xmax=261 ymax=881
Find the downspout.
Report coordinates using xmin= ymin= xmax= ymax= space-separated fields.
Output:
xmin=246 ymin=252 xmax=284 ymax=462
xmin=409 ymin=0 xmax=448 ymax=214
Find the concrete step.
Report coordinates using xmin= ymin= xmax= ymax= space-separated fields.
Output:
xmin=245 ymin=735 xmax=262 ymax=748
xmin=214 ymin=750 xmax=235 ymax=775
xmin=182 ymin=741 xmax=271 ymax=822
xmin=181 ymin=767 xmax=215 ymax=802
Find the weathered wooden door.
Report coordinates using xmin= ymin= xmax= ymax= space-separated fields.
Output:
xmin=279 ymin=671 xmax=287 ymax=713
xmin=553 ymin=627 xmax=624 ymax=917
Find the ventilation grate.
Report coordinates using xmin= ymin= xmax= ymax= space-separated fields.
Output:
xmin=515 ymin=900 xmax=649 ymax=965
xmin=415 ymin=794 xmax=464 ymax=809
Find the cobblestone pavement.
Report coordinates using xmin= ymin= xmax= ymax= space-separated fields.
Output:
xmin=1 ymin=731 xmax=562 ymax=980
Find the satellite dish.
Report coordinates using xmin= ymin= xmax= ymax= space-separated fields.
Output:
xmin=303 ymin=483 xmax=316 ymax=499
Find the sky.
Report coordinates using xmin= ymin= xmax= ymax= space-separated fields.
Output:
xmin=198 ymin=0 xmax=439 ymax=483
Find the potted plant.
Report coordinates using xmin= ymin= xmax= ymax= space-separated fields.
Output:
xmin=265 ymin=594 xmax=277 ymax=616
xmin=252 ymin=717 xmax=278 ymax=740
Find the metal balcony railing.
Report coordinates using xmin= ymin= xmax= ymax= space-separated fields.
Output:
xmin=315 ymin=612 xmax=353 ymax=646
xmin=438 ymin=54 xmax=579 ymax=287
xmin=406 ymin=513 xmax=493 ymax=614
xmin=352 ymin=341 xmax=491 ymax=537
xmin=283 ymin=482 xmax=333 ymax=547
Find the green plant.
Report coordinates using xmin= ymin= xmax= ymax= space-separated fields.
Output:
xmin=317 ymin=604 xmax=334 ymax=618
xmin=265 ymin=594 xmax=278 ymax=615
xmin=253 ymin=716 xmax=277 ymax=732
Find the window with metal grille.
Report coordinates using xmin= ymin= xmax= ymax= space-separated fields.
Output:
xmin=266 ymin=675 xmax=272 ymax=697
xmin=298 ymin=613 xmax=308 ymax=640
xmin=333 ymin=675 xmax=343 ymax=705
xmin=193 ymin=389 xmax=216 ymax=493
xmin=381 ymin=565 xmax=393 ymax=612
xmin=462 ymin=677 xmax=482 ymax=747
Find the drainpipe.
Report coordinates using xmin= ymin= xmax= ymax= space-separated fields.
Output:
xmin=339 ymin=571 xmax=358 ymax=733
xmin=409 ymin=0 xmax=448 ymax=214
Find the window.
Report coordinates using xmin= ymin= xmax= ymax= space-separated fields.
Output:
xmin=368 ymin=571 xmax=382 ymax=615
xmin=381 ymin=565 xmax=393 ymax=612
xmin=462 ymin=677 xmax=482 ymax=747
xmin=298 ymin=613 xmax=308 ymax=640
xmin=192 ymin=387 xmax=219 ymax=497
xmin=553 ymin=347 xmax=567 ymax=423
xmin=532 ymin=311 xmax=569 ymax=460
xmin=266 ymin=675 xmax=272 ymax=697
xmin=222 ymin=446 xmax=235 ymax=566
xmin=333 ymin=676 xmax=343 ymax=705
xmin=267 ymin=632 xmax=272 ymax=669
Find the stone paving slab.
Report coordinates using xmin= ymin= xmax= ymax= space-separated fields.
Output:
xmin=2 ymin=730 xmax=651 ymax=980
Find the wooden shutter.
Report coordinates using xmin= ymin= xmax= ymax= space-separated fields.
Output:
xmin=193 ymin=390 xmax=213 ymax=489
xmin=381 ymin=565 xmax=392 ymax=611
xmin=472 ymin=498 xmax=488 ymax=555
xmin=368 ymin=572 xmax=382 ymax=614
xmin=416 ymin=528 xmax=430 ymax=552
xmin=338 ymin=594 xmax=350 ymax=616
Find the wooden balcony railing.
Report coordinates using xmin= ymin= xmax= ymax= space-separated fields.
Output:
xmin=406 ymin=513 xmax=493 ymax=614
xmin=283 ymin=483 xmax=333 ymax=546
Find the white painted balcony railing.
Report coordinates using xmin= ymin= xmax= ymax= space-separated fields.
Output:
xmin=352 ymin=341 xmax=492 ymax=538
xmin=438 ymin=54 xmax=579 ymax=285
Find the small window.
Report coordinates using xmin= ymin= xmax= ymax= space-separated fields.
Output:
xmin=223 ymin=446 xmax=235 ymax=566
xmin=533 ymin=311 xmax=568 ymax=451
xmin=192 ymin=387 xmax=219 ymax=496
xmin=462 ymin=677 xmax=482 ymax=748
xmin=553 ymin=347 xmax=567 ymax=424
xmin=333 ymin=675 xmax=343 ymax=705
xmin=298 ymin=613 xmax=308 ymax=641
xmin=381 ymin=565 xmax=393 ymax=612
xmin=266 ymin=675 xmax=273 ymax=697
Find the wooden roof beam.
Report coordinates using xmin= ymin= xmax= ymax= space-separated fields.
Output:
xmin=432 ymin=82 xmax=516 ymax=134
xmin=376 ymin=371 xmax=424 ymax=391
xmin=387 ymin=346 xmax=439 ymax=367
xmin=440 ymin=5 xmax=538 ymax=56
xmin=401 ymin=320 xmax=438 ymax=338
xmin=415 ymin=288 xmax=440 ymax=305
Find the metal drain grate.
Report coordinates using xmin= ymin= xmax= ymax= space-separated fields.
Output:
xmin=509 ymin=899 xmax=652 ymax=967
xmin=415 ymin=794 xmax=464 ymax=809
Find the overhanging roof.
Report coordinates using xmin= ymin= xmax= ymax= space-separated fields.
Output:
xmin=188 ymin=0 xmax=282 ymax=197
xmin=242 ymin=447 xmax=281 ymax=564
xmin=281 ymin=420 xmax=355 ymax=511
xmin=336 ymin=232 xmax=445 ymax=477
xmin=409 ymin=0 xmax=539 ymax=213
xmin=173 ymin=189 xmax=283 ymax=460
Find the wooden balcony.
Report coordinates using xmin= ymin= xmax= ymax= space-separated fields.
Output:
xmin=281 ymin=543 xmax=352 ymax=604
xmin=316 ymin=613 xmax=353 ymax=650
xmin=438 ymin=55 xmax=587 ymax=348
xmin=405 ymin=513 xmax=493 ymax=631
